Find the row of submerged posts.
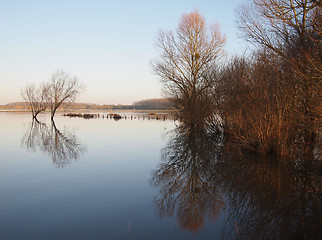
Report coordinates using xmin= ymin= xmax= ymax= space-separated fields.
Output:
xmin=62 ymin=112 xmax=173 ymax=121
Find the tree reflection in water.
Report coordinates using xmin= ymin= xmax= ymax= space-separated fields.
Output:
xmin=151 ymin=125 xmax=225 ymax=233
xmin=219 ymin=153 xmax=321 ymax=240
xmin=22 ymin=119 xmax=86 ymax=167
xmin=152 ymin=125 xmax=321 ymax=239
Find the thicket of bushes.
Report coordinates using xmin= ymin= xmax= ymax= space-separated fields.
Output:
xmin=214 ymin=51 xmax=320 ymax=157
xmin=212 ymin=1 xmax=321 ymax=158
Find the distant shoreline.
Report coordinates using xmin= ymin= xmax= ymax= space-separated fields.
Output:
xmin=0 ymin=98 xmax=172 ymax=111
xmin=0 ymin=109 xmax=173 ymax=113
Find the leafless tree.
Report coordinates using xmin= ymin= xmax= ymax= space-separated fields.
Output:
xmin=21 ymin=82 xmax=49 ymax=119
xmin=237 ymin=0 xmax=321 ymax=145
xmin=237 ymin=0 xmax=321 ymax=60
xmin=152 ymin=9 xmax=225 ymax=128
xmin=47 ymin=70 xmax=85 ymax=120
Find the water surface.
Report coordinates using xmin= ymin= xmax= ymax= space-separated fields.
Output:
xmin=0 ymin=112 xmax=320 ymax=239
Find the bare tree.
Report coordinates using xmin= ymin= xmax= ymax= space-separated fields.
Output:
xmin=152 ymin=9 xmax=225 ymax=128
xmin=237 ymin=0 xmax=321 ymax=56
xmin=237 ymin=0 xmax=321 ymax=86
xmin=47 ymin=70 xmax=85 ymax=120
xmin=21 ymin=82 xmax=49 ymax=119
xmin=237 ymin=0 xmax=321 ymax=142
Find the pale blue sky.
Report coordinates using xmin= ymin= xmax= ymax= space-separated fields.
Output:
xmin=0 ymin=0 xmax=247 ymax=105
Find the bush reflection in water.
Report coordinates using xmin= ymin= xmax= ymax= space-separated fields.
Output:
xmin=21 ymin=119 xmax=86 ymax=168
xmin=151 ymin=124 xmax=321 ymax=239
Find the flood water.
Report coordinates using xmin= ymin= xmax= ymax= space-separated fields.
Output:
xmin=0 ymin=112 xmax=320 ymax=240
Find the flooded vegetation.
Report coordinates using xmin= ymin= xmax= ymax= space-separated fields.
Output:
xmin=0 ymin=111 xmax=320 ymax=239
xmin=152 ymin=124 xmax=321 ymax=239
xmin=2 ymin=1 xmax=321 ymax=239
xmin=152 ymin=4 xmax=320 ymax=159
xmin=62 ymin=111 xmax=173 ymax=121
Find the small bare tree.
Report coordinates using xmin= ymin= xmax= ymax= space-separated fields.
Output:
xmin=47 ymin=70 xmax=85 ymax=120
xmin=152 ymin=9 xmax=225 ymax=127
xmin=21 ymin=82 xmax=49 ymax=119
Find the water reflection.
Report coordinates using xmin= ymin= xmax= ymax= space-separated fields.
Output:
xmin=151 ymin=125 xmax=225 ymax=233
xmin=22 ymin=119 xmax=86 ymax=167
xmin=218 ymin=153 xmax=321 ymax=240
xmin=152 ymin=125 xmax=321 ymax=239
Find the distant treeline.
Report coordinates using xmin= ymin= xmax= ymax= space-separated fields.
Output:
xmin=0 ymin=102 xmax=30 ymax=110
xmin=133 ymin=98 xmax=170 ymax=110
xmin=0 ymin=98 xmax=172 ymax=111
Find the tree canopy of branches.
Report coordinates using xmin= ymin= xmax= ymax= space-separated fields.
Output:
xmin=47 ymin=70 xmax=84 ymax=120
xmin=153 ymin=9 xmax=225 ymax=128
xmin=236 ymin=0 xmax=321 ymax=151
xmin=21 ymin=70 xmax=84 ymax=120
xmin=21 ymin=82 xmax=49 ymax=119
xmin=237 ymin=0 xmax=321 ymax=72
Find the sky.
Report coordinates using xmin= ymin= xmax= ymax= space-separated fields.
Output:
xmin=0 ymin=0 xmax=248 ymax=105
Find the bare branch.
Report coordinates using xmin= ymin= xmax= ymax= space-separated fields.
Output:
xmin=46 ymin=70 xmax=85 ymax=120
xmin=21 ymin=82 xmax=49 ymax=119
xmin=152 ymin=9 xmax=225 ymax=127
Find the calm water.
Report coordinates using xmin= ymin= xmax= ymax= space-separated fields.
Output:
xmin=0 ymin=112 xmax=320 ymax=240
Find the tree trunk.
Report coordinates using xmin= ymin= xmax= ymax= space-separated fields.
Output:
xmin=51 ymin=108 xmax=57 ymax=120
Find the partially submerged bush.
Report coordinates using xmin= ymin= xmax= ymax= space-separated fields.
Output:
xmin=214 ymin=51 xmax=319 ymax=158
